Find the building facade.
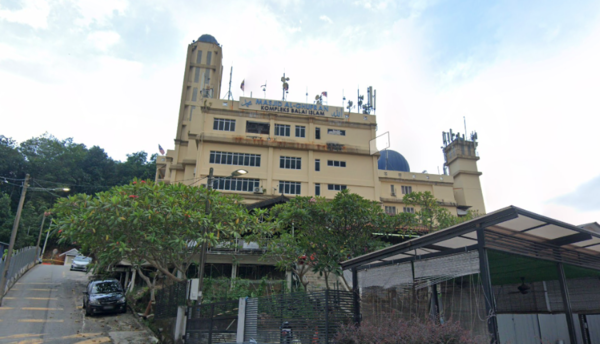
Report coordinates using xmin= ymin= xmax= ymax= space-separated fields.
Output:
xmin=156 ymin=34 xmax=486 ymax=217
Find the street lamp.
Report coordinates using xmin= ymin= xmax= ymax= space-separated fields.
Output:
xmin=197 ymin=168 xmax=249 ymax=301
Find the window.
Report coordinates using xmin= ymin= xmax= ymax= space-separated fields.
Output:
xmin=327 ymin=160 xmax=346 ymax=167
xmin=315 ymin=159 xmax=320 ymax=172
xmin=192 ymin=87 xmax=198 ymax=101
xmin=213 ymin=118 xmax=236 ymax=132
xmin=194 ymin=67 xmax=201 ymax=83
xmin=279 ymin=181 xmax=301 ymax=195
xmin=280 ymin=156 xmax=301 ymax=170
xmin=189 ymin=106 xmax=196 ymax=121
xmin=295 ymin=125 xmax=306 ymax=138
xmin=213 ymin=177 xmax=260 ymax=192
xmin=196 ymin=50 xmax=202 ymax=64
xmin=315 ymin=127 xmax=321 ymax=140
xmin=246 ymin=121 xmax=270 ymax=134
xmin=401 ymin=186 xmax=413 ymax=194
xmin=315 ymin=183 xmax=320 ymax=196
xmin=385 ymin=206 xmax=397 ymax=215
xmin=403 ymin=207 xmax=415 ymax=214
xmin=275 ymin=124 xmax=291 ymax=137
xmin=328 ymin=184 xmax=347 ymax=191
xmin=203 ymin=68 xmax=210 ymax=86
xmin=391 ymin=185 xmax=396 ymax=196
xmin=210 ymin=151 xmax=261 ymax=167
xmin=327 ymin=129 xmax=346 ymax=136
xmin=206 ymin=51 xmax=212 ymax=65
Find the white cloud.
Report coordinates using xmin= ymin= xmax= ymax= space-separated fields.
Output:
xmin=319 ymin=15 xmax=333 ymax=24
xmin=0 ymin=0 xmax=50 ymax=29
xmin=87 ymin=31 xmax=121 ymax=51
xmin=73 ymin=0 xmax=128 ymax=28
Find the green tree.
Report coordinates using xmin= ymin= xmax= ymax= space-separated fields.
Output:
xmin=403 ymin=191 xmax=476 ymax=231
xmin=52 ymin=180 xmax=272 ymax=299
xmin=267 ymin=190 xmax=400 ymax=290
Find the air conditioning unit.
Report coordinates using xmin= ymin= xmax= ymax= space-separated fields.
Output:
xmin=253 ymin=187 xmax=264 ymax=194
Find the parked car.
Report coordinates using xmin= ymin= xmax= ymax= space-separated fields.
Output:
xmin=83 ymin=279 xmax=127 ymax=316
xmin=70 ymin=256 xmax=92 ymax=272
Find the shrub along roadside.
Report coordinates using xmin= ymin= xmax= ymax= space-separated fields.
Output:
xmin=334 ymin=317 xmax=485 ymax=344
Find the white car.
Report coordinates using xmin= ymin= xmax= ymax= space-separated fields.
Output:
xmin=71 ymin=256 xmax=92 ymax=272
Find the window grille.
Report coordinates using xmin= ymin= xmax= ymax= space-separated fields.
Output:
xmin=401 ymin=185 xmax=412 ymax=194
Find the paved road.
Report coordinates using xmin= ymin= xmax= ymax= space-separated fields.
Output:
xmin=0 ymin=264 xmax=158 ymax=344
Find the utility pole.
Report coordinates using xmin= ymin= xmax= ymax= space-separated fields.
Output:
xmin=197 ymin=168 xmax=214 ymax=301
xmin=0 ymin=174 xmax=30 ymax=306
xmin=35 ymin=212 xmax=50 ymax=262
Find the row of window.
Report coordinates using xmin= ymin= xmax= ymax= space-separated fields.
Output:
xmin=384 ymin=206 xmax=415 ymax=215
xmin=195 ymin=50 xmax=213 ymax=65
xmin=212 ymin=177 xmax=260 ymax=192
xmin=280 ymin=156 xmax=301 ymax=170
xmin=213 ymin=118 xmax=345 ymax=139
xmin=210 ymin=178 xmax=347 ymax=197
xmin=210 ymin=152 xmax=345 ymax=171
xmin=391 ymin=185 xmax=413 ymax=195
xmin=209 ymin=151 xmax=261 ymax=167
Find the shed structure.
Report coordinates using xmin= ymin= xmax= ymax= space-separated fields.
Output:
xmin=341 ymin=206 xmax=600 ymax=344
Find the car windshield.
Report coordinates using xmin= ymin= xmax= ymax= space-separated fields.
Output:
xmin=92 ymin=282 xmax=122 ymax=294
xmin=74 ymin=256 xmax=92 ymax=263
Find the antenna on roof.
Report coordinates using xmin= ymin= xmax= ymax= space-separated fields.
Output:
xmin=464 ymin=116 xmax=467 ymax=137
xmin=225 ymin=66 xmax=233 ymax=101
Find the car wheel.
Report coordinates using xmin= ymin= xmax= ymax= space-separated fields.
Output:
xmin=85 ymin=304 xmax=92 ymax=316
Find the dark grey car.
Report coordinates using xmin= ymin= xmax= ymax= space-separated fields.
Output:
xmin=83 ymin=279 xmax=127 ymax=315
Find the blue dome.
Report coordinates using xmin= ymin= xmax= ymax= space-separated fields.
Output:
xmin=378 ymin=150 xmax=410 ymax=172
xmin=197 ymin=34 xmax=219 ymax=45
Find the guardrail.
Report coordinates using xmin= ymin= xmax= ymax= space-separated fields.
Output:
xmin=0 ymin=246 xmax=38 ymax=296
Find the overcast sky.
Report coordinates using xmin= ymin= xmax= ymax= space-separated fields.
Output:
xmin=1 ymin=0 xmax=599 ymax=225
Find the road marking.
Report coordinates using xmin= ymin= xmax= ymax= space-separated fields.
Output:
xmin=0 ymin=307 xmax=15 ymax=310
xmin=18 ymin=319 xmax=64 ymax=323
xmin=12 ymin=339 xmax=43 ymax=344
xmin=61 ymin=333 xmax=102 ymax=339
xmin=62 ymin=271 xmax=65 ymax=278
xmin=0 ymin=334 xmax=41 ymax=340
xmin=22 ymin=307 xmax=64 ymax=311
xmin=73 ymin=337 xmax=111 ymax=344
xmin=20 ymin=297 xmax=58 ymax=300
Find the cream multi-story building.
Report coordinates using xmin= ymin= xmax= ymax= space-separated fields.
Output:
xmin=156 ymin=34 xmax=486 ymax=217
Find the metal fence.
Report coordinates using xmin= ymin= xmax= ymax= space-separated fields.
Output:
xmin=186 ymin=299 xmax=240 ymax=344
xmin=245 ymin=290 xmax=355 ymax=344
xmin=0 ymin=246 xmax=38 ymax=296
xmin=155 ymin=281 xmax=188 ymax=319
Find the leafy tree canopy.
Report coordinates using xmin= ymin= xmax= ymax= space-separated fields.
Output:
xmin=0 ymin=133 xmax=157 ymax=249
xmin=52 ymin=180 xmax=273 ymax=283
xmin=265 ymin=190 xmax=475 ymax=290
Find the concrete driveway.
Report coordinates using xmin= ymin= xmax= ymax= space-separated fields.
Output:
xmin=0 ymin=264 xmax=158 ymax=344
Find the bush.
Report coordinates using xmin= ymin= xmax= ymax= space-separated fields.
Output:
xmin=334 ymin=317 xmax=485 ymax=344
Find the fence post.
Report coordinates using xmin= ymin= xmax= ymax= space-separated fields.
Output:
xmin=236 ymin=297 xmax=247 ymax=343
xmin=325 ymin=289 xmax=329 ymax=344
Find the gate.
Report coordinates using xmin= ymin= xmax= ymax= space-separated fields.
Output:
xmin=245 ymin=290 xmax=355 ymax=344
xmin=186 ymin=299 xmax=240 ymax=344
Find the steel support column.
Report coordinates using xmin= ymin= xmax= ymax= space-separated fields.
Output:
xmin=477 ymin=228 xmax=499 ymax=344
xmin=351 ymin=268 xmax=360 ymax=325
xmin=557 ymin=262 xmax=578 ymax=344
